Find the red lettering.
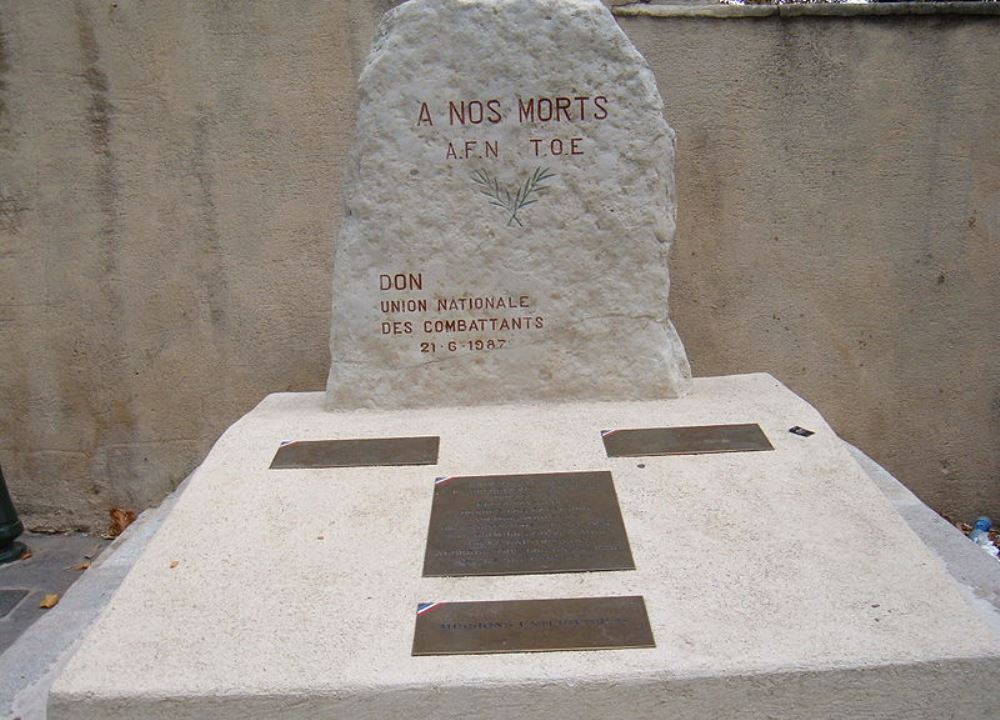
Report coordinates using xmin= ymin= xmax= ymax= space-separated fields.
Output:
xmin=518 ymin=98 xmax=535 ymax=123
xmin=467 ymin=100 xmax=484 ymax=124
xmin=556 ymin=96 xmax=572 ymax=122
xmin=380 ymin=273 xmax=422 ymax=291
xmin=417 ymin=102 xmax=434 ymax=126
xmin=486 ymin=99 xmax=502 ymax=124
xmin=537 ymin=98 xmax=554 ymax=122
xmin=381 ymin=321 xmax=412 ymax=336
xmin=594 ymin=96 xmax=608 ymax=120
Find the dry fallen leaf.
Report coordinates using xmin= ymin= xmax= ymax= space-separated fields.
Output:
xmin=107 ymin=507 xmax=137 ymax=538
xmin=19 ymin=548 xmax=32 ymax=561
xmin=169 ymin=560 xmax=179 ymax=569
xmin=72 ymin=561 xmax=91 ymax=572
xmin=39 ymin=594 xmax=59 ymax=609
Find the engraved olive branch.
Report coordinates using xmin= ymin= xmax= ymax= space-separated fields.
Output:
xmin=471 ymin=166 xmax=556 ymax=227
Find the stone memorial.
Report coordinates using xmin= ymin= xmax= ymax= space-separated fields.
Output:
xmin=326 ymin=0 xmax=691 ymax=408
xmin=48 ymin=1 xmax=1000 ymax=718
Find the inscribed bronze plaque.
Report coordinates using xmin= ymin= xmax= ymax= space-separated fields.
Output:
xmin=602 ymin=423 xmax=773 ymax=457
xmin=269 ymin=436 xmax=439 ymax=469
xmin=423 ymin=471 xmax=634 ymax=577
xmin=412 ymin=596 xmax=655 ymax=656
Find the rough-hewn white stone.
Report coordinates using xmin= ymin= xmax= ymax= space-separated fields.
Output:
xmin=326 ymin=0 xmax=691 ymax=409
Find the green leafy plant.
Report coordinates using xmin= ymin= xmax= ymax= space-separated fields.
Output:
xmin=471 ymin=166 xmax=556 ymax=227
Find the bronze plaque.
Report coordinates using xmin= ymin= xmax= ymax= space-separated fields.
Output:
xmin=269 ymin=436 xmax=439 ymax=469
xmin=602 ymin=423 xmax=773 ymax=457
xmin=423 ymin=471 xmax=634 ymax=577
xmin=412 ymin=596 xmax=655 ymax=656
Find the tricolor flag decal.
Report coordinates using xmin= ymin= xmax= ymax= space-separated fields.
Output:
xmin=417 ymin=602 xmax=444 ymax=615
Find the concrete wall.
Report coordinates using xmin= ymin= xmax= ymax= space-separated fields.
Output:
xmin=0 ymin=1 xmax=996 ymax=530
xmin=621 ymin=6 xmax=1000 ymax=521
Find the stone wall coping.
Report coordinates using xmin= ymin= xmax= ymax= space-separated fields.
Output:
xmin=612 ymin=2 xmax=1000 ymax=19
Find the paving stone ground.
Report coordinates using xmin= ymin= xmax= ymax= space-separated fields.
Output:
xmin=0 ymin=480 xmax=188 ymax=720
xmin=0 ymin=534 xmax=109 ymax=657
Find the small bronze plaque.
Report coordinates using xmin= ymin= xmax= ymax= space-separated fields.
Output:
xmin=602 ymin=423 xmax=773 ymax=457
xmin=423 ymin=471 xmax=634 ymax=577
xmin=269 ymin=436 xmax=439 ymax=469
xmin=412 ymin=596 xmax=655 ymax=656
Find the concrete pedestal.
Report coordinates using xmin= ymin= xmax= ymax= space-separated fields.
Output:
xmin=48 ymin=374 xmax=1000 ymax=719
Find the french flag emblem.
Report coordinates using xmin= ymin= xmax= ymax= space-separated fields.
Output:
xmin=417 ymin=602 xmax=444 ymax=615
